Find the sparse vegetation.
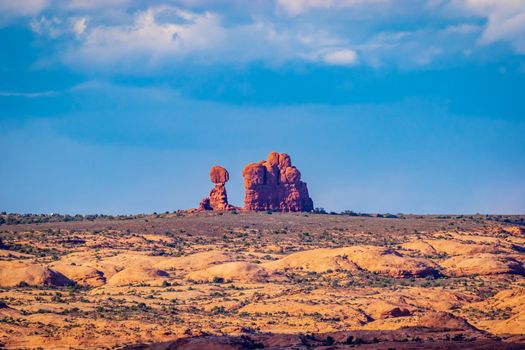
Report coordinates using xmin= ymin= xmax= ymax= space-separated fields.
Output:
xmin=0 ymin=212 xmax=523 ymax=349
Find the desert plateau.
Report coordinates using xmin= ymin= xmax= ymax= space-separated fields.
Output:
xmin=1 ymin=210 xmax=525 ymax=349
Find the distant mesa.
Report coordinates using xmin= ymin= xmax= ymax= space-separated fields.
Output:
xmin=197 ymin=152 xmax=314 ymax=212
xmin=243 ymin=152 xmax=313 ymax=212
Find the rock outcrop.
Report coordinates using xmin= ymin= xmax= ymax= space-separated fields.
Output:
xmin=0 ymin=261 xmax=73 ymax=287
xmin=416 ymin=311 xmax=479 ymax=331
xmin=263 ymin=246 xmax=438 ymax=278
xmin=243 ymin=152 xmax=313 ymax=212
xmin=106 ymin=267 xmax=170 ymax=286
xmin=440 ymin=253 xmax=525 ymax=277
xmin=185 ymin=261 xmax=272 ymax=283
xmin=199 ymin=165 xmax=237 ymax=211
xmin=503 ymin=226 xmax=525 ymax=237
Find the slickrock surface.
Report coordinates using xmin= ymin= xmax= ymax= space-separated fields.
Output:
xmin=0 ymin=212 xmax=524 ymax=349
xmin=504 ymin=226 xmax=525 ymax=237
xmin=186 ymin=261 xmax=272 ymax=283
xmin=243 ymin=152 xmax=314 ymax=212
xmin=263 ymin=245 xmax=438 ymax=277
xmin=440 ymin=253 xmax=525 ymax=277
xmin=0 ymin=261 xmax=72 ymax=287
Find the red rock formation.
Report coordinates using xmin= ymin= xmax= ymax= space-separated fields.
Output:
xmin=210 ymin=183 xmax=230 ymax=210
xmin=210 ymin=165 xmax=229 ymax=184
xmin=503 ymin=226 xmax=525 ymax=237
xmin=243 ymin=152 xmax=314 ymax=212
xmin=198 ymin=197 xmax=212 ymax=211
xmin=199 ymin=166 xmax=237 ymax=211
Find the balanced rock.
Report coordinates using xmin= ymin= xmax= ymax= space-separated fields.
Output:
xmin=199 ymin=165 xmax=237 ymax=211
xmin=243 ymin=152 xmax=313 ymax=212
xmin=210 ymin=165 xmax=229 ymax=184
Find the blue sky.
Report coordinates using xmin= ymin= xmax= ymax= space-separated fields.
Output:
xmin=1 ymin=0 xmax=524 ymax=214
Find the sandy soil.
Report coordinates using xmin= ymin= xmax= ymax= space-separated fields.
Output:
xmin=0 ymin=212 xmax=524 ymax=349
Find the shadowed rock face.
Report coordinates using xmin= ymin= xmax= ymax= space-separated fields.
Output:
xmin=199 ymin=166 xmax=237 ymax=211
xmin=243 ymin=152 xmax=314 ymax=212
xmin=0 ymin=261 xmax=73 ymax=287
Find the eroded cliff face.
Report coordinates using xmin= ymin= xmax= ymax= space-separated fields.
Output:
xmin=242 ymin=152 xmax=314 ymax=212
xmin=199 ymin=165 xmax=237 ymax=211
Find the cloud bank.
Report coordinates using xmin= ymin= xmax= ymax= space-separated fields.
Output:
xmin=3 ymin=0 xmax=523 ymax=73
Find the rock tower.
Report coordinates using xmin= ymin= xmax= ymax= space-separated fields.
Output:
xmin=242 ymin=152 xmax=313 ymax=212
xmin=199 ymin=165 xmax=237 ymax=211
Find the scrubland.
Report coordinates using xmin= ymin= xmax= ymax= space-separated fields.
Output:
xmin=0 ymin=212 xmax=524 ymax=349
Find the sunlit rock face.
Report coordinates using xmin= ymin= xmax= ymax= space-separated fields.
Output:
xmin=243 ymin=152 xmax=314 ymax=212
xmin=199 ymin=165 xmax=237 ymax=211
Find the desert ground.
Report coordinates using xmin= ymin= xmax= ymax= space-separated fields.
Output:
xmin=1 ymin=212 xmax=524 ymax=349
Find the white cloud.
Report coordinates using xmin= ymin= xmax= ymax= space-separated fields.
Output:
xmin=322 ymin=49 xmax=358 ymax=66
xmin=65 ymin=6 xmax=227 ymax=69
xmin=0 ymin=90 xmax=59 ymax=98
xmin=460 ymin=0 xmax=525 ymax=53
xmin=441 ymin=23 xmax=480 ymax=35
xmin=0 ymin=0 xmax=48 ymax=17
xmin=276 ymin=0 xmax=388 ymax=15
xmin=277 ymin=0 xmax=332 ymax=15
xmin=30 ymin=16 xmax=63 ymax=38
xmin=22 ymin=0 xmax=525 ymax=72
xmin=56 ymin=5 xmax=355 ymax=72
xmin=62 ymin=0 xmax=130 ymax=10
xmin=275 ymin=0 xmax=525 ymax=55
xmin=355 ymin=23 xmax=483 ymax=68
xmin=72 ymin=17 xmax=87 ymax=37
